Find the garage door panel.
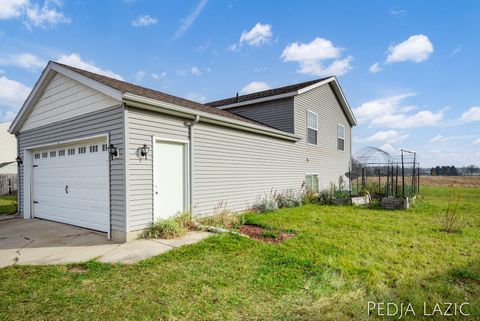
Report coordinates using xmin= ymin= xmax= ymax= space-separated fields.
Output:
xmin=32 ymin=139 xmax=109 ymax=232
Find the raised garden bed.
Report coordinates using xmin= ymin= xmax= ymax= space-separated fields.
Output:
xmin=381 ymin=196 xmax=416 ymax=209
xmin=238 ymin=224 xmax=295 ymax=243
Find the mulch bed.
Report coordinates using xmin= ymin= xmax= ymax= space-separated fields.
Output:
xmin=238 ymin=224 xmax=295 ymax=243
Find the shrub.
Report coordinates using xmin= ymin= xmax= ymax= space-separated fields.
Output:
xmin=196 ymin=208 xmax=245 ymax=229
xmin=175 ymin=211 xmax=195 ymax=230
xmin=300 ymin=188 xmax=318 ymax=204
xmin=143 ymin=218 xmax=187 ymax=239
xmin=275 ymin=190 xmax=302 ymax=208
xmin=251 ymin=195 xmax=279 ymax=213
xmin=438 ymin=190 xmax=465 ymax=233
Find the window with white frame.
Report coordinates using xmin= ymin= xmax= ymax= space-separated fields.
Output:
xmin=337 ymin=124 xmax=345 ymax=151
xmin=68 ymin=148 xmax=75 ymax=156
xmin=89 ymin=145 xmax=98 ymax=153
xmin=59 ymin=150 xmax=66 ymax=156
xmin=78 ymin=146 xmax=87 ymax=154
xmin=305 ymin=174 xmax=319 ymax=193
xmin=50 ymin=151 xmax=56 ymax=157
xmin=307 ymin=110 xmax=318 ymax=145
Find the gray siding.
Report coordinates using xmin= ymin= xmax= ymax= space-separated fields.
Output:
xmin=227 ymin=98 xmax=294 ymax=133
xmin=17 ymin=106 xmax=126 ymax=231
xmin=294 ymin=83 xmax=352 ymax=188
xmin=126 ymin=107 xmax=189 ymax=231
xmin=124 ymin=82 xmax=352 ymax=227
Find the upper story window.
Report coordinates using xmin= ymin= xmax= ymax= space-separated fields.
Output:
xmin=307 ymin=110 xmax=318 ymax=145
xmin=337 ymin=124 xmax=345 ymax=151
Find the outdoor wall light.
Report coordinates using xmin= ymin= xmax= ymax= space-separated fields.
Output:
xmin=140 ymin=144 xmax=150 ymax=160
xmin=16 ymin=156 xmax=23 ymax=165
xmin=108 ymin=144 xmax=118 ymax=160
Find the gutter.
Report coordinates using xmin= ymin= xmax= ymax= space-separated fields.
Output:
xmin=122 ymin=93 xmax=300 ymax=142
xmin=184 ymin=115 xmax=200 ymax=211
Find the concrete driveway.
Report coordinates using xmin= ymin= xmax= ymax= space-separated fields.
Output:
xmin=0 ymin=217 xmax=211 ymax=268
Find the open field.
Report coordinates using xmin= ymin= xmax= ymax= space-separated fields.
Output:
xmin=421 ymin=175 xmax=480 ymax=187
xmin=1 ymin=186 xmax=479 ymax=320
xmin=0 ymin=196 xmax=17 ymax=215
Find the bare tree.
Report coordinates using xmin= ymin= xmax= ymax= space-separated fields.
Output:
xmin=466 ymin=164 xmax=478 ymax=176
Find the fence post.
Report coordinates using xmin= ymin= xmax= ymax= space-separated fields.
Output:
xmin=401 ymin=150 xmax=405 ymax=198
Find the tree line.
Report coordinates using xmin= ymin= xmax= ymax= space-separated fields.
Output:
xmin=430 ymin=164 xmax=479 ymax=176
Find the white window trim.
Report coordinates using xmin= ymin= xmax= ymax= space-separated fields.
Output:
xmin=305 ymin=173 xmax=319 ymax=192
xmin=307 ymin=110 xmax=318 ymax=146
xmin=337 ymin=124 xmax=345 ymax=152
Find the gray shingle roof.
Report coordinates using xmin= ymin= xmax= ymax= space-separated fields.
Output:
xmin=206 ymin=77 xmax=330 ymax=107
xmin=54 ymin=62 xmax=271 ymax=128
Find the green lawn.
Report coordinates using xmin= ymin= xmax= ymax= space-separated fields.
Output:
xmin=0 ymin=195 xmax=17 ymax=215
xmin=1 ymin=186 xmax=479 ymax=320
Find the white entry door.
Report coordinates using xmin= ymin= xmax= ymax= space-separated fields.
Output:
xmin=32 ymin=138 xmax=109 ymax=232
xmin=154 ymin=139 xmax=187 ymax=220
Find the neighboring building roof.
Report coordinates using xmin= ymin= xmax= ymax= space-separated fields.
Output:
xmin=55 ymin=63 xmax=268 ymax=128
xmin=206 ymin=78 xmax=329 ymax=107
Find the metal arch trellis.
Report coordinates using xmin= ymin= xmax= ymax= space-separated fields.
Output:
xmin=350 ymin=146 xmax=420 ymax=198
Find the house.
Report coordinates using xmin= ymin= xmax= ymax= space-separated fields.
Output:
xmin=0 ymin=122 xmax=17 ymax=175
xmin=8 ymin=61 xmax=356 ymax=242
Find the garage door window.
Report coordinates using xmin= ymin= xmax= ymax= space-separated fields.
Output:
xmin=41 ymin=152 xmax=48 ymax=158
xmin=59 ymin=150 xmax=65 ymax=156
xmin=50 ymin=151 xmax=56 ymax=157
xmin=34 ymin=153 xmax=40 ymax=159
xmin=78 ymin=147 xmax=87 ymax=154
xmin=89 ymin=145 xmax=98 ymax=153
xmin=102 ymin=144 xmax=108 ymax=152
xmin=68 ymin=148 xmax=75 ymax=156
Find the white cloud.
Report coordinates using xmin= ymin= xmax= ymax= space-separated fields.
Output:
xmin=57 ymin=53 xmax=123 ymax=80
xmin=0 ymin=75 xmax=31 ymax=122
xmin=353 ymin=93 xmax=444 ymax=128
xmin=134 ymin=70 xmax=146 ymax=81
xmin=474 ymin=138 xmax=480 ymax=145
xmin=240 ymin=81 xmax=271 ymax=94
xmin=281 ymin=37 xmax=352 ymax=77
xmin=386 ymin=34 xmax=434 ymax=63
xmin=185 ymin=92 xmax=207 ymax=103
xmin=0 ymin=53 xmax=46 ymax=70
xmin=174 ymin=0 xmax=208 ymax=39
xmin=359 ymin=130 xmax=409 ymax=144
xmin=457 ymin=106 xmax=480 ymax=124
xmin=369 ymin=62 xmax=381 ymax=73
xmin=390 ymin=9 xmax=407 ymax=16
xmin=239 ymin=23 xmax=272 ymax=46
xmin=0 ymin=0 xmax=27 ymax=19
xmin=430 ymin=134 xmax=443 ymax=142
xmin=132 ymin=14 xmax=157 ymax=27
xmin=0 ymin=0 xmax=70 ymax=28
xmin=451 ymin=45 xmax=463 ymax=56
xmin=191 ymin=66 xmax=201 ymax=76
xmin=151 ymin=72 xmax=166 ymax=80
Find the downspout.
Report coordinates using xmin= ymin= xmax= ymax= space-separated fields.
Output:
xmin=13 ymin=133 xmax=20 ymax=217
xmin=184 ymin=115 xmax=200 ymax=212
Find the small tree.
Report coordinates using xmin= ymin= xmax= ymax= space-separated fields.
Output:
xmin=466 ymin=164 xmax=478 ymax=176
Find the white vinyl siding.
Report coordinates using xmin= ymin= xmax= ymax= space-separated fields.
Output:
xmin=307 ymin=110 xmax=318 ymax=145
xmin=21 ymin=73 xmax=120 ymax=131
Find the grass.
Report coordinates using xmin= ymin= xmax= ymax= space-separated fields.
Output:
xmin=1 ymin=186 xmax=479 ymax=320
xmin=0 ymin=195 xmax=17 ymax=215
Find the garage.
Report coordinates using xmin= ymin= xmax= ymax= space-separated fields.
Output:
xmin=31 ymin=137 xmax=110 ymax=232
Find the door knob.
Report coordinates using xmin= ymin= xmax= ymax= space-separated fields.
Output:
xmin=65 ymin=185 xmax=69 ymax=194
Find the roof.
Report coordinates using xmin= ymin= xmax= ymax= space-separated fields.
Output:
xmin=54 ymin=62 xmax=267 ymax=128
xmin=206 ymin=78 xmax=330 ymax=107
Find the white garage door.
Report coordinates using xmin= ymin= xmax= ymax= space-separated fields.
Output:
xmin=32 ymin=138 xmax=109 ymax=232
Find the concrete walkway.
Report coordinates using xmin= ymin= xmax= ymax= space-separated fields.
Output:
xmin=0 ymin=218 xmax=211 ymax=268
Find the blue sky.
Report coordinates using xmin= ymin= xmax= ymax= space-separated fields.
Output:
xmin=1 ymin=0 xmax=479 ymax=167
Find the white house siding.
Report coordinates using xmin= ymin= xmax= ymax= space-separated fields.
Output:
xmin=125 ymin=107 xmax=189 ymax=231
xmin=192 ymin=122 xmax=305 ymax=215
xmin=0 ymin=122 xmax=17 ymax=174
xmin=227 ymin=98 xmax=295 ymax=133
xmin=17 ymin=106 xmax=126 ymax=232
xmin=21 ymin=73 xmax=119 ymax=131
xmin=294 ymin=83 xmax=352 ymax=189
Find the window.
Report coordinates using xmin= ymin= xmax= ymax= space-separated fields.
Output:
xmin=34 ymin=153 xmax=40 ymax=159
xmin=59 ymin=150 xmax=66 ymax=156
xmin=78 ymin=146 xmax=86 ymax=154
xmin=337 ymin=124 xmax=345 ymax=151
xmin=50 ymin=151 xmax=56 ymax=157
xmin=305 ymin=174 xmax=319 ymax=193
xmin=307 ymin=110 xmax=318 ymax=145
xmin=68 ymin=148 xmax=75 ymax=156
xmin=102 ymin=144 xmax=108 ymax=152
xmin=89 ymin=145 xmax=98 ymax=153
xmin=41 ymin=152 xmax=48 ymax=158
